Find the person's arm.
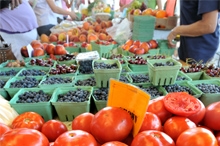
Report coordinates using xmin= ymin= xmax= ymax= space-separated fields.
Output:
xmin=157 ymin=0 xmax=162 ymax=10
xmin=46 ymin=0 xmax=76 ymax=19
xmin=167 ymin=10 xmax=218 ymax=47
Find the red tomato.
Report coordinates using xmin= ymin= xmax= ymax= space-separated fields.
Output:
xmin=203 ymin=101 xmax=220 ymax=130
xmin=147 ymin=96 xmax=172 ymax=124
xmin=0 ymin=123 xmax=11 ymax=137
xmin=41 ymin=119 xmax=68 ymax=142
xmin=90 ymin=107 xmax=133 ymax=144
xmin=0 ymin=128 xmax=49 ymax=146
xmin=163 ymin=116 xmax=197 ymax=142
xmin=139 ymin=112 xmax=162 ymax=133
xmin=101 ymin=141 xmax=128 ymax=146
xmin=54 ymin=130 xmax=97 ymax=146
xmin=163 ymin=92 xmax=201 ymax=117
xmin=11 ymin=112 xmax=45 ymax=131
xmin=187 ymin=99 xmax=206 ymax=125
xmin=215 ymin=132 xmax=220 ymax=146
xmin=176 ymin=127 xmax=218 ymax=146
xmin=72 ymin=112 xmax=94 ymax=133
xmin=131 ymin=130 xmax=175 ymax=146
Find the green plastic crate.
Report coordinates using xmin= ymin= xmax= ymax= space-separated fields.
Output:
xmin=0 ymin=68 xmax=21 ymax=77
xmin=3 ymin=76 xmax=42 ymax=98
xmin=148 ymin=58 xmax=182 ymax=86
xmin=65 ymin=46 xmax=80 ymax=54
xmin=74 ymin=74 xmax=96 ymax=86
xmin=0 ymin=77 xmax=11 ymax=99
xmin=93 ymin=59 xmax=122 ymax=87
xmin=175 ymin=71 xmax=193 ymax=83
xmin=163 ymin=81 xmax=203 ymax=98
xmin=16 ymin=67 xmax=50 ymax=77
xmin=39 ymin=75 xmax=74 ymax=89
xmin=9 ymin=88 xmax=55 ymax=121
xmin=91 ymin=42 xmax=114 ymax=58
xmin=188 ymin=80 xmax=220 ymax=106
xmin=92 ymin=87 xmax=108 ymax=111
xmin=51 ymin=87 xmax=92 ymax=121
xmin=158 ymin=40 xmax=176 ymax=57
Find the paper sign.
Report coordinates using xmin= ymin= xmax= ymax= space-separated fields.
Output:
xmin=107 ymin=79 xmax=151 ymax=136
xmin=26 ymin=44 xmax=34 ymax=58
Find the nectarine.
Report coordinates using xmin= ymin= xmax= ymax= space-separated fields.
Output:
xmin=46 ymin=43 xmax=55 ymax=55
xmin=40 ymin=34 xmax=49 ymax=43
xmin=79 ymin=34 xmax=87 ymax=42
xmin=33 ymin=48 xmax=45 ymax=57
xmin=54 ymin=45 xmax=67 ymax=55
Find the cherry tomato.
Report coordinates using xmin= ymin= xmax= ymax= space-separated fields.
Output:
xmin=0 ymin=128 xmax=49 ymax=146
xmin=187 ymin=99 xmax=205 ymax=125
xmin=163 ymin=92 xmax=201 ymax=117
xmin=41 ymin=119 xmax=68 ymax=142
xmin=72 ymin=112 xmax=94 ymax=133
xmin=101 ymin=141 xmax=128 ymax=146
xmin=54 ymin=130 xmax=97 ymax=146
xmin=176 ymin=127 xmax=218 ymax=146
xmin=11 ymin=112 xmax=45 ymax=131
xmin=0 ymin=123 xmax=11 ymax=137
xmin=131 ymin=130 xmax=175 ymax=146
xmin=163 ymin=116 xmax=197 ymax=142
xmin=90 ymin=107 xmax=133 ymax=144
xmin=203 ymin=101 xmax=220 ymax=130
xmin=139 ymin=112 xmax=162 ymax=133
xmin=147 ymin=96 xmax=172 ymax=124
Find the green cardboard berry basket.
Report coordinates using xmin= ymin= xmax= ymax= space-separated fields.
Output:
xmin=16 ymin=67 xmax=50 ymax=77
xmin=175 ymin=71 xmax=193 ymax=83
xmin=0 ymin=77 xmax=11 ymax=99
xmin=201 ymin=71 xmax=220 ymax=80
xmin=91 ymin=42 xmax=114 ymax=58
xmin=0 ymin=67 xmax=21 ymax=77
xmin=3 ymin=76 xmax=43 ymax=99
xmin=158 ymin=40 xmax=176 ymax=57
xmin=74 ymin=74 xmax=96 ymax=87
xmin=38 ymin=75 xmax=74 ymax=90
xmin=9 ymin=88 xmax=55 ymax=121
xmin=127 ymin=71 xmax=150 ymax=85
xmin=127 ymin=55 xmax=149 ymax=72
xmin=93 ymin=59 xmax=122 ymax=87
xmin=51 ymin=86 xmax=93 ymax=121
xmin=65 ymin=46 xmax=80 ymax=54
xmin=92 ymin=87 xmax=108 ymax=111
xmin=163 ymin=81 xmax=203 ymax=98
xmin=188 ymin=80 xmax=220 ymax=106
xmin=25 ymin=59 xmax=56 ymax=68
xmin=119 ymin=73 xmax=133 ymax=83
xmin=121 ymin=65 xmax=132 ymax=73
xmin=183 ymin=71 xmax=203 ymax=80
xmin=147 ymin=58 xmax=182 ymax=86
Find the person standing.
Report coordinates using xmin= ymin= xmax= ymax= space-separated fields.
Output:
xmin=167 ymin=0 xmax=220 ymax=63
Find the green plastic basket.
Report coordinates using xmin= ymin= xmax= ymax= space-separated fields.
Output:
xmin=91 ymin=42 xmax=114 ymax=58
xmin=39 ymin=75 xmax=74 ymax=89
xmin=74 ymin=74 xmax=96 ymax=86
xmin=51 ymin=87 xmax=92 ymax=121
xmin=16 ymin=67 xmax=50 ymax=77
xmin=9 ymin=88 xmax=55 ymax=121
xmin=65 ymin=46 xmax=80 ymax=54
xmin=163 ymin=81 xmax=203 ymax=98
xmin=93 ymin=59 xmax=122 ymax=87
xmin=0 ymin=77 xmax=11 ymax=99
xmin=175 ymin=71 xmax=193 ymax=83
xmin=188 ymin=80 xmax=220 ymax=106
xmin=92 ymin=87 xmax=108 ymax=111
xmin=3 ymin=76 xmax=42 ymax=99
xmin=148 ymin=58 xmax=182 ymax=86
xmin=0 ymin=68 xmax=21 ymax=77
xmin=158 ymin=40 xmax=176 ymax=57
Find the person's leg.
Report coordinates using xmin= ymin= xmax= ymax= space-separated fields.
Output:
xmin=37 ymin=24 xmax=55 ymax=36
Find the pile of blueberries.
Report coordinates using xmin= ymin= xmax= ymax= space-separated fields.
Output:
xmin=119 ymin=75 xmax=130 ymax=83
xmin=93 ymin=62 xmax=118 ymax=69
xmin=176 ymin=75 xmax=189 ymax=81
xmin=57 ymin=88 xmax=90 ymax=102
xmin=130 ymin=74 xmax=150 ymax=83
xmin=138 ymin=85 xmax=164 ymax=99
xmin=41 ymin=76 xmax=72 ymax=85
xmin=0 ymin=80 xmax=6 ymax=88
xmin=153 ymin=61 xmax=175 ymax=67
xmin=16 ymin=90 xmax=51 ymax=103
xmin=195 ymin=83 xmax=220 ymax=93
xmin=163 ymin=84 xmax=194 ymax=95
xmin=78 ymin=60 xmax=94 ymax=74
xmin=75 ymin=76 xmax=96 ymax=86
xmin=93 ymin=88 xmax=109 ymax=100
xmin=0 ymin=69 xmax=18 ymax=76
xmin=10 ymin=77 xmax=40 ymax=88
xmin=18 ymin=69 xmax=47 ymax=76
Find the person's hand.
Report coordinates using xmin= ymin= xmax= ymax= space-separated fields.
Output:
xmin=11 ymin=0 xmax=22 ymax=9
xmin=167 ymin=28 xmax=177 ymax=48
xmin=69 ymin=12 xmax=77 ymax=20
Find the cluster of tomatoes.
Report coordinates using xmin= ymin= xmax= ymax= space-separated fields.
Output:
xmin=0 ymin=92 xmax=220 ymax=146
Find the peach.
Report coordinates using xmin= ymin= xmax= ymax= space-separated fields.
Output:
xmin=87 ymin=34 xmax=98 ymax=43
xmin=94 ymin=24 xmax=102 ymax=32
xmin=106 ymin=21 xmax=113 ymax=28
xmin=72 ymin=28 xmax=81 ymax=36
xmin=42 ymin=43 xmax=48 ymax=50
xmin=46 ymin=43 xmax=55 ymax=55
xmin=80 ymin=30 xmax=88 ymax=36
xmin=31 ymin=40 xmax=43 ymax=50
xmin=142 ymin=8 xmax=154 ymax=16
xmin=54 ymin=45 xmax=67 ymax=55
xmin=100 ymin=21 xmax=107 ymax=29
xmin=70 ymin=35 xmax=80 ymax=42
xmin=99 ymin=33 xmax=107 ymax=41
xmin=58 ymin=33 xmax=66 ymax=41
xmin=33 ymin=48 xmax=45 ymax=57
xmin=49 ymin=34 xmax=58 ymax=42
xmin=40 ymin=34 xmax=49 ymax=43
xmin=83 ymin=22 xmax=90 ymax=30
xmin=79 ymin=34 xmax=87 ymax=42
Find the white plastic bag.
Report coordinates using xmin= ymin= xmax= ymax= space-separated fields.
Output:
xmin=106 ymin=18 xmax=132 ymax=44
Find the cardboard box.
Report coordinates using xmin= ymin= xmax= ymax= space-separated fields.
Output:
xmin=155 ymin=16 xmax=179 ymax=30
